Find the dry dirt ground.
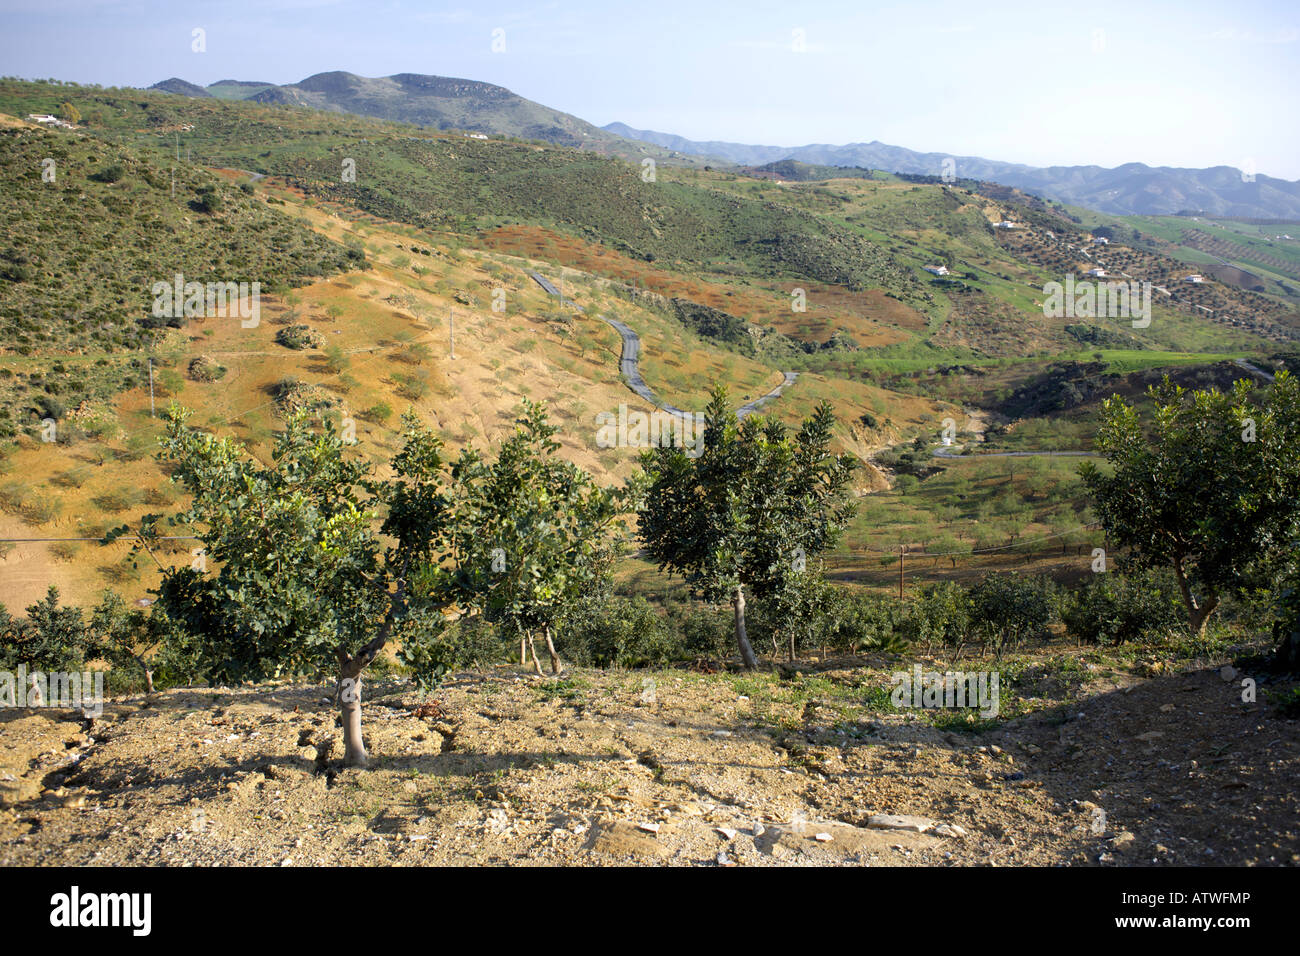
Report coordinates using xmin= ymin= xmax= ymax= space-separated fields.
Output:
xmin=1 ymin=651 xmax=1296 ymax=867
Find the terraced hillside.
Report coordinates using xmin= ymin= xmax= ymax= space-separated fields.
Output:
xmin=0 ymin=77 xmax=1293 ymax=613
xmin=0 ymin=127 xmax=952 ymax=610
xmin=0 ymin=125 xmax=360 ymax=426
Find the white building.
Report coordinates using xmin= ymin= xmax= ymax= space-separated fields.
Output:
xmin=923 ymin=264 xmax=950 ymax=276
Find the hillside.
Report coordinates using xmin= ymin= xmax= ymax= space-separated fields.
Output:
xmin=0 ymin=75 xmax=1295 ymax=616
xmin=0 ymin=124 xmax=361 ymax=425
xmin=149 ymin=72 xmax=701 ymax=166
xmin=0 ymin=110 xmax=953 ymax=610
xmin=605 ymin=123 xmax=1300 ymax=220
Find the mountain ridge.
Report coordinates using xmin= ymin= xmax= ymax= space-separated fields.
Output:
xmin=603 ymin=122 xmax=1300 ymax=219
xmin=145 ymin=72 xmax=1300 ymax=218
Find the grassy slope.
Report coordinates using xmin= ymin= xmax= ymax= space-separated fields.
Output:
xmin=0 ymin=78 xmax=1292 ymax=610
xmin=0 ymin=166 xmax=953 ymax=609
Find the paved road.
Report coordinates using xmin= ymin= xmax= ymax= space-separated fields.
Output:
xmin=932 ymin=446 xmax=1097 ymax=459
xmin=529 ymin=271 xmax=561 ymax=297
xmin=1233 ymin=358 xmax=1276 ymax=383
xmin=528 ymin=272 xmax=798 ymax=420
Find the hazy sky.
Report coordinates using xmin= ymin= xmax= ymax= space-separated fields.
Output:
xmin=2 ymin=0 xmax=1297 ymax=178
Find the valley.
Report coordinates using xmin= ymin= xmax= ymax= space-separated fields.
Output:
xmin=0 ymin=53 xmax=1297 ymax=883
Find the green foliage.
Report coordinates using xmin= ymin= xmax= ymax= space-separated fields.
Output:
xmin=0 ymin=586 xmax=89 ymax=673
xmin=903 ymin=581 xmax=972 ymax=651
xmin=559 ymin=595 xmax=681 ymax=668
xmin=1060 ymin=569 xmax=1185 ymax=645
xmin=139 ymin=405 xmax=451 ymax=685
xmin=1271 ymin=684 xmax=1300 ymax=718
xmin=637 ymin=386 xmax=856 ymax=666
xmin=0 ymin=125 xmax=359 ymax=413
xmin=818 ymin=590 xmax=910 ymax=655
xmin=85 ymin=589 xmax=168 ymax=691
xmin=760 ymin=561 xmax=835 ymax=659
xmin=1081 ymin=373 xmax=1300 ymax=633
xmin=445 ymin=400 xmax=629 ymax=667
xmin=967 ymin=573 xmax=1057 ymax=659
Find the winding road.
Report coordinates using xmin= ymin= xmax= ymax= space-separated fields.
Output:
xmin=1233 ymin=358 xmax=1276 ymax=383
xmin=932 ymin=446 xmax=1097 ymax=459
xmin=528 ymin=272 xmax=798 ymax=420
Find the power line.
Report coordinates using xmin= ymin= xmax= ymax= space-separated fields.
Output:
xmin=827 ymin=522 xmax=1103 ymax=558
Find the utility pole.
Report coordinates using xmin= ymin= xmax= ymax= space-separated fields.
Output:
xmin=898 ymin=544 xmax=906 ymax=600
xmin=148 ymin=358 xmax=156 ymax=417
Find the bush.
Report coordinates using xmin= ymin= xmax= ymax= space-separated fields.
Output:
xmin=359 ymin=402 xmax=393 ymax=424
xmin=902 ymin=581 xmax=972 ymax=651
xmin=821 ymin=591 xmax=909 ymax=655
xmin=90 ymin=164 xmax=124 ymax=184
xmin=188 ymin=355 xmax=227 ymax=382
xmin=0 ymin=587 xmax=90 ymax=673
xmin=192 ymin=185 xmax=222 ymax=214
xmin=35 ymin=394 xmax=65 ymax=420
xmin=394 ymin=611 xmax=515 ymax=689
xmin=275 ymin=324 xmax=324 ymax=350
xmin=968 ymin=573 xmax=1056 ymax=659
xmin=1061 ymin=569 xmax=1185 ymax=645
xmin=559 ymin=596 xmax=681 ymax=668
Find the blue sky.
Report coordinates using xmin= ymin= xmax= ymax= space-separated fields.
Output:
xmin=2 ymin=0 xmax=1297 ymax=178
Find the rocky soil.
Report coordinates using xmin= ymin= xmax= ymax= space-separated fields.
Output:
xmin=1 ymin=652 xmax=1296 ymax=866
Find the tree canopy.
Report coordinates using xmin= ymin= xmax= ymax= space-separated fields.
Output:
xmin=1080 ymin=373 xmax=1300 ymax=635
xmin=637 ymin=386 xmax=856 ymax=669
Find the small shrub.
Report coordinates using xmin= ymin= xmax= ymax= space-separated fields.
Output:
xmin=275 ymin=325 xmax=325 ymax=350
xmin=188 ymin=355 xmax=227 ymax=382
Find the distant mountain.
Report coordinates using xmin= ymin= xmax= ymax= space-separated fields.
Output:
xmin=149 ymin=78 xmax=212 ymax=98
xmin=151 ymin=71 xmax=648 ymax=152
xmin=605 ymin=123 xmax=1300 ymax=220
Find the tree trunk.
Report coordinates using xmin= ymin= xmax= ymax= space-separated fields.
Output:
xmin=732 ymin=584 xmax=759 ymax=670
xmin=143 ymin=668 xmax=154 ymax=695
xmin=527 ymin=631 xmax=545 ymax=677
xmin=788 ymin=631 xmax=796 ymax=662
xmin=332 ymin=563 xmax=410 ymax=770
xmin=520 ymin=633 xmax=527 ymax=667
xmin=338 ymin=659 xmax=367 ymax=768
xmin=542 ymin=622 xmax=562 ymax=675
xmin=1172 ymin=561 xmax=1218 ymax=635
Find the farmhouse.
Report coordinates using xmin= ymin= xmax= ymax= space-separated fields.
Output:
xmin=1184 ymin=274 xmax=1205 ymax=283
xmin=28 ymin=113 xmax=77 ymax=129
xmin=1085 ymin=267 xmax=1108 ymax=278
xmin=923 ymin=264 xmax=950 ymax=276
